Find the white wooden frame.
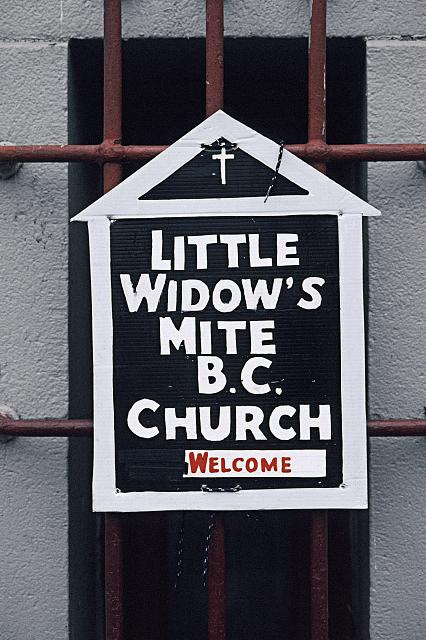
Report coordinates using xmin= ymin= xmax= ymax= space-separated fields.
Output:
xmin=72 ymin=111 xmax=380 ymax=222
xmin=75 ymin=111 xmax=377 ymax=511
xmin=88 ymin=212 xmax=367 ymax=511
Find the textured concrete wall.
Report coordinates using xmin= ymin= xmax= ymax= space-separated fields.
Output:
xmin=1 ymin=1 xmax=425 ymax=39
xmin=0 ymin=3 xmax=425 ymax=639
xmin=367 ymin=40 xmax=426 ymax=640
xmin=0 ymin=42 xmax=69 ymax=639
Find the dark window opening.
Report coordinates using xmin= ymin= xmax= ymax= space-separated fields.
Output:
xmin=68 ymin=37 xmax=368 ymax=640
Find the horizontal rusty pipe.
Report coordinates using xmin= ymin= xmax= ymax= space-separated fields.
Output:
xmin=0 ymin=418 xmax=93 ymax=437
xmin=307 ymin=143 xmax=426 ymax=162
xmin=367 ymin=419 xmax=426 ymax=437
xmin=0 ymin=419 xmax=425 ymax=437
xmin=0 ymin=143 xmax=424 ymax=164
xmin=0 ymin=143 xmax=167 ymax=164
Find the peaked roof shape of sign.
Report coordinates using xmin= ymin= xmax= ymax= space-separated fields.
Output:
xmin=139 ymin=137 xmax=309 ymax=200
xmin=72 ymin=111 xmax=381 ymax=221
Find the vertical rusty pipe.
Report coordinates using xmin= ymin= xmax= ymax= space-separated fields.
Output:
xmin=105 ymin=514 xmax=125 ymax=640
xmin=308 ymin=0 xmax=327 ymax=173
xmin=308 ymin=3 xmax=329 ymax=639
xmin=208 ymin=515 xmax=226 ymax=640
xmin=308 ymin=0 xmax=327 ymax=143
xmin=206 ymin=2 xmax=226 ymax=637
xmin=310 ymin=511 xmax=329 ymax=640
xmin=103 ymin=2 xmax=124 ymax=640
xmin=103 ymin=0 xmax=123 ymax=191
xmin=206 ymin=0 xmax=224 ymax=116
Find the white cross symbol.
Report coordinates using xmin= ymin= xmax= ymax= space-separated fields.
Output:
xmin=212 ymin=146 xmax=235 ymax=185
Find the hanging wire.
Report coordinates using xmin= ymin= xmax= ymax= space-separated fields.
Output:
xmin=174 ymin=512 xmax=185 ymax=590
xmin=202 ymin=512 xmax=216 ymax=587
xmin=264 ymin=140 xmax=286 ymax=202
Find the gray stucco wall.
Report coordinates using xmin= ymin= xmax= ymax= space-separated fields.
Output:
xmin=0 ymin=42 xmax=69 ymax=639
xmin=1 ymin=1 xmax=425 ymax=39
xmin=367 ymin=40 xmax=426 ymax=640
xmin=0 ymin=3 xmax=424 ymax=639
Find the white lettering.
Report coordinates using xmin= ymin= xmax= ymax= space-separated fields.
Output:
xmin=297 ymin=277 xmax=325 ymax=310
xmin=241 ymin=357 xmax=272 ymax=394
xmin=217 ymin=320 xmax=246 ymax=354
xmin=219 ymin=234 xmax=246 ymax=268
xmin=235 ymin=406 xmax=267 ymax=440
xmin=174 ymin=236 xmax=185 ymax=270
xmin=299 ymin=404 xmax=331 ymax=440
xmin=197 ymin=356 xmax=227 ymax=394
xmin=151 ymin=230 xmax=171 ymax=270
xmin=181 ymin=279 xmax=210 ymax=312
xmin=277 ymin=233 xmax=299 ymax=266
xmin=212 ymin=279 xmax=242 ymax=313
xmin=250 ymin=320 xmax=276 ymax=354
xmin=248 ymin=234 xmax=272 ymax=267
xmin=120 ymin=273 xmax=166 ymax=312
xmin=242 ymin=278 xmax=283 ymax=311
xmin=269 ymin=406 xmax=297 ymax=440
xmin=165 ymin=407 xmax=197 ymax=440
xmin=160 ymin=316 xmax=196 ymax=355
xmin=127 ymin=398 xmax=160 ymax=438
xmin=187 ymin=234 xmax=218 ymax=269
xmin=199 ymin=406 xmax=231 ymax=441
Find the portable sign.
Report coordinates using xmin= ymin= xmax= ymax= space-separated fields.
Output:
xmin=72 ymin=111 xmax=380 ymax=511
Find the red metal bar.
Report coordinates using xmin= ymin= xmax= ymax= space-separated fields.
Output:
xmin=0 ymin=418 xmax=92 ymax=437
xmin=1 ymin=418 xmax=425 ymax=438
xmin=310 ymin=511 xmax=328 ymax=640
xmin=206 ymin=0 xmax=224 ymax=116
xmin=0 ymin=143 xmax=166 ymax=163
xmin=308 ymin=0 xmax=327 ymax=146
xmin=368 ymin=419 xmax=426 ymax=437
xmin=208 ymin=515 xmax=226 ymax=640
xmin=104 ymin=0 xmax=122 ymax=144
xmin=103 ymin=2 xmax=124 ymax=640
xmin=103 ymin=0 xmax=123 ymax=192
xmin=310 ymin=143 xmax=426 ymax=162
xmin=205 ymin=3 xmax=226 ymax=638
xmin=105 ymin=513 xmax=124 ymax=640
xmin=0 ymin=142 xmax=425 ymax=164
xmin=308 ymin=3 xmax=329 ymax=638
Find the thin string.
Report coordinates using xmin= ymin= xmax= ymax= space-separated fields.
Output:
xmin=202 ymin=512 xmax=216 ymax=587
xmin=174 ymin=512 xmax=185 ymax=590
xmin=201 ymin=484 xmax=241 ymax=493
xmin=264 ymin=140 xmax=285 ymax=202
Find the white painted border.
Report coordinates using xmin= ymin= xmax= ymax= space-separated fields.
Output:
xmin=91 ymin=212 xmax=368 ymax=511
xmin=108 ymin=209 xmax=340 ymax=219
xmin=89 ymin=218 xmax=117 ymax=510
xmin=72 ymin=111 xmax=380 ymax=221
xmin=338 ymin=213 xmax=368 ymax=507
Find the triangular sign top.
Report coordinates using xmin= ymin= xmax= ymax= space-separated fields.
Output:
xmin=139 ymin=138 xmax=309 ymax=200
xmin=72 ymin=111 xmax=380 ymax=221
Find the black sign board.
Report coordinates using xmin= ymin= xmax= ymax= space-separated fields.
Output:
xmin=74 ymin=111 xmax=377 ymax=510
xmin=112 ymin=215 xmax=341 ymax=493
